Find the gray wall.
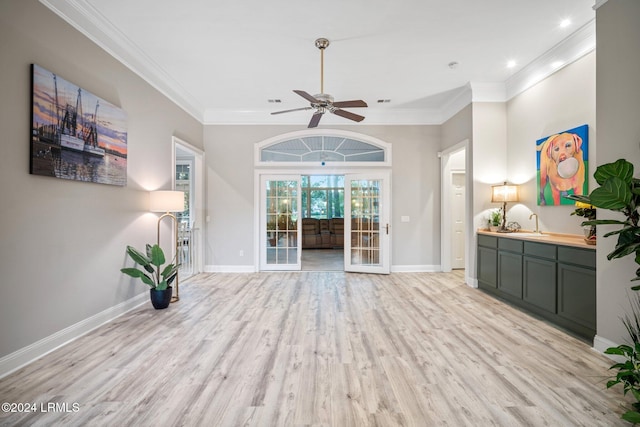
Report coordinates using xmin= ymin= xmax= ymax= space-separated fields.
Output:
xmin=0 ymin=0 xmax=203 ymax=359
xmin=203 ymin=124 xmax=441 ymax=270
xmin=595 ymin=0 xmax=640 ymax=346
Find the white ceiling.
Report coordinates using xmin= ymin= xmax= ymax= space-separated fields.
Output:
xmin=42 ymin=0 xmax=596 ymax=126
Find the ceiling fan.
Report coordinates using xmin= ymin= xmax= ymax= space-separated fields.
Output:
xmin=271 ymin=38 xmax=368 ymax=128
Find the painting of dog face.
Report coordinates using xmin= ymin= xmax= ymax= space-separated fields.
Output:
xmin=536 ymin=124 xmax=588 ymax=206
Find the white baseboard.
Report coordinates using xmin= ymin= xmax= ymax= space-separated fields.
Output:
xmin=390 ymin=265 xmax=441 ymax=273
xmin=466 ymin=276 xmax=478 ymax=288
xmin=205 ymin=265 xmax=257 ymax=273
xmin=0 ymin=292 xmax=148 ymax=379
xmin=205 ymin=264 xmax=445 ymax=273
xmin=593 ymin=334 xmax=620 ymax=356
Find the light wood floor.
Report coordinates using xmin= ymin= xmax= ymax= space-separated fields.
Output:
xmin=0 ymin=271 xmax=630 ymax=426
xmin=302 ymin=249 xmax=344 ymax=271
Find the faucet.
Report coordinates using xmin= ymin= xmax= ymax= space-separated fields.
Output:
xmin=529 ymin=213 xmax=540 ymax=234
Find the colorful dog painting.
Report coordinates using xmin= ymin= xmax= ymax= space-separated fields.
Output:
xmin=536 ymin=124 xmax=588 ymax=206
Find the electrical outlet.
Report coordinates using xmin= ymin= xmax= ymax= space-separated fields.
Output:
xmin=239 ymin=250 xmax=244 ymax=257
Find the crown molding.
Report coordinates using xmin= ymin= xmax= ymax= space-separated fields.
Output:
xmin=41 ymin=1 xmax=596 ymax=126
xmin=593 ymin=0 xmax=609 ymax=10
xmin=505 ymin=19 xmax=595 ymax=101
xmin=39 ymin=0 xmax=204 ymax=122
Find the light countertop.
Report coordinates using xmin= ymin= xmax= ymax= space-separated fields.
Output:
xmin=477 ymin=229 xmax=595 ymax=250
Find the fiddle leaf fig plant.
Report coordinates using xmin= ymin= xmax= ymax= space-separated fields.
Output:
xmin=121 ymin=244 xmax=177 ymax=291
xmin=567 ymin=159 xmax=640 ymax=287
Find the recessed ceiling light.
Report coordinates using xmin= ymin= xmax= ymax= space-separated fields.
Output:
xmin=560 ymin=19 xmax=571 ymax=28
xmin=507 ymin=60 xmax=517 ymax=69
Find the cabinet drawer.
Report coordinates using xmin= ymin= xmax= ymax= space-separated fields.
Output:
xmin=558 ymin=246 xmax=596 ymax=268
xmin=498 ymin=238 xmax=523 ymax=253
xmin=478 ymin=234 xmax=498 ymax=248
xmin=524 ymin=241 xmax=556 ymax=259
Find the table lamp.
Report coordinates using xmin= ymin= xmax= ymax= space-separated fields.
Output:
xmin=491 ymin=182 xmax=519 ymax=232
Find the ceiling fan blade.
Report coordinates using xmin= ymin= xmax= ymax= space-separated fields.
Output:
xmin=333 ymin=108 xmax=365 ymax=123
xmin=332 ymin=100 xmax=368 ymax=108
xmin=294 ymin=90 xmax=320 ymax=104
xmin=271 ymin=107 xmax=313 ymax=115
xmin=308 ymin=112 xmax=324 ymax=128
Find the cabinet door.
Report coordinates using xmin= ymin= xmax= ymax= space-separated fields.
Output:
xmin=523 ymin=256 xmax=556 ymax=313
xmin=477 ymin=246 xmax=497 ymax=289
xmin=558 ymin=263 xmax=596 ymax=330
xmin=498 ymin=251 xmax=522 ymax=299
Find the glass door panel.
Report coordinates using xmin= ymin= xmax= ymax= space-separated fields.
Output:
xmin=345 ymin=173 xmax=390 ymax=274
xmin=261 ymin=176 xmax=301 ymax=270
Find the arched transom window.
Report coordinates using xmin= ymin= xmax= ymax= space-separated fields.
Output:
xmin=259 ymin=134 xmax=388 ymax=164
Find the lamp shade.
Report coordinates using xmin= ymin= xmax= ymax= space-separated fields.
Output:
xmin=491 ymin=183 xmax=519 ymax=203
xmin=149 ymin=190 xmax=184 ymax=213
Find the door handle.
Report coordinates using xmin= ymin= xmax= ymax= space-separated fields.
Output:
xmin=386 ymin=223 xmax=389 ymax=235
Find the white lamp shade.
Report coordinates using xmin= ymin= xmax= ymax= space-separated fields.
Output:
xmin=149 ymin=190 xmax=185 ymax=212
xmin=491 ymin=183 xmax=519 ymax=203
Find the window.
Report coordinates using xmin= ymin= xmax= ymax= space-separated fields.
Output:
xmin=260 ymin=135 xmax=385 ymax=163
xmin=301 ymin=175 xmax=344 ymax=219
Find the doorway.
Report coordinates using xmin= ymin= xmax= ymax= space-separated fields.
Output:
xmin=172 ymin=137 xmax=205 ymax=278
xmin=440 ymin=140 xmax=470 ymax=276
xmin=257 ymin=170 xmax=391 ymax=274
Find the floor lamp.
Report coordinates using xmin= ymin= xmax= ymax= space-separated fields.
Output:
xmin=491 ymin=182 xmax=519 ymax=232
xmin=149 ymin=190 xmax=185 ymax=302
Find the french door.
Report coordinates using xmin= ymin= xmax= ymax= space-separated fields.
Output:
xmin=344 ymin=172 xmax=390 ymax=274
xmin=259 ymin=175 xmax=301 ymax=270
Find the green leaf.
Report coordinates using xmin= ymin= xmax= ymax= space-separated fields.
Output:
xmin=594 ymin=159 xmax=634 ymax=186
xmin=607 ymin=242 xmax=640 ymax=261
xmin=150 ymin=244 xmax=166 ymax=267
xmin=622 ymin=411 xmax=640 ymax=423
xmin=606 ymin=347 xmax=626 ymax=356
xmin=606 ymin=379 xmax=621 ymax=388
xmin=120 ymin=267 xmax=155 ymax=287
xmin=125 ymin=246 xmax=151 ymax=266
xmin=589 ymin=176 xmax=633 ymax=210
xmin=155 ymin=280 xmax=168 ymax=291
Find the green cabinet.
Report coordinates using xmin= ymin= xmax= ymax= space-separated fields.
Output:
xmin=523 ymin=241 xmax=557 ymax=314
xmin=477 ymin=234 xmax=595 ymax=340
xmin=477 ymin=235 xmax=498 ymax=290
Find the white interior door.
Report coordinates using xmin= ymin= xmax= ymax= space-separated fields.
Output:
xmin=344 ymin=172 xmax=390 ymax=274
xmin=260 ymin=175 xmax=301 ymax=270
xmin=451 ymin=172 xmax=465 ymax=269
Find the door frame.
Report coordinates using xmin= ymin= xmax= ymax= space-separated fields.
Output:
xmin=172 ymin=136 xmax=205 ymax=274
xmin=439 ymin=139 xmax=472 ymax=281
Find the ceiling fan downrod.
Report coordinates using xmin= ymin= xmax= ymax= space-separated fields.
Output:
xmin=315 ymin=38 xmax=329 ymax=95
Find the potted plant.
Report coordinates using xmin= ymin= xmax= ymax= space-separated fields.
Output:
xmin=567 ymin=158 xmax=640 ymax=423
xmin=489 ymin=210 xmax=502 ymax=232
xmin=120 ymin=244 xmax=177 ymax=309
xmin=570 ymin=201 xmax=596 ymax=245
xmin=566 ymin=158 xmax=640 ymax=286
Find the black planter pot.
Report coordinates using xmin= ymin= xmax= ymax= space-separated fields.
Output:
xmin=149 ymin=286 xmax=172 ymax=309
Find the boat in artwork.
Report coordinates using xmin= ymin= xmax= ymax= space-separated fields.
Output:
xmin=55 ymin=77 xmax=105 ymax=157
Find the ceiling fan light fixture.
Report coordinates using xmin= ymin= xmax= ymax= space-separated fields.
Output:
xmin=270 ymin=37 xmax=367 ymax=128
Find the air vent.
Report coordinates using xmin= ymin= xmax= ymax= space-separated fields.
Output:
xmin=377 ymin=99 xmax=391 ymax=103
xmin=268 ymin=99 xmax=282 ymax=103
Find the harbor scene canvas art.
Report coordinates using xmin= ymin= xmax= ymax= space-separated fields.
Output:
xmin=30 ymin=64 xmax=128 ymax=186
